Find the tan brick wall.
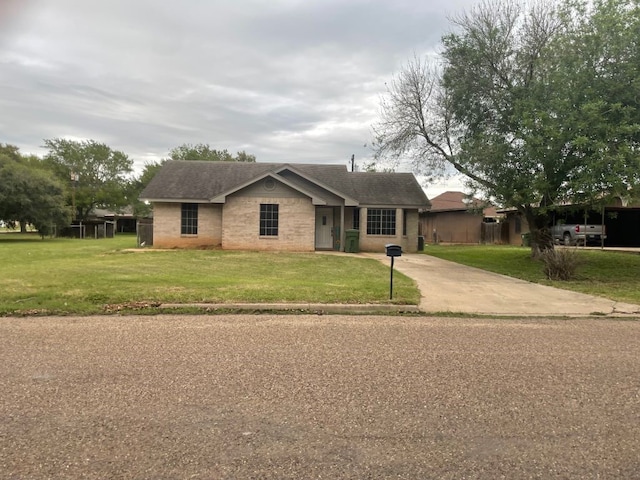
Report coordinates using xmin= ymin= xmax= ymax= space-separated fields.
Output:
xmin=151 ymin=200 xmax=421 ymax=252
xmin=153 ymin=203 xmax=222 ymax=248
xmin=358 ymin=208 xmax=420 ymax=253
xmin=222 ymin=195 xmax=315 ymax=251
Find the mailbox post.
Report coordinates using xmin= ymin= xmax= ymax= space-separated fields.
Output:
xmin=385 ymin=244 xmax=402 ymax=299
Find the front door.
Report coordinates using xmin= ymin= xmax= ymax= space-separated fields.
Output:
xmin=315 ymin=208 xmax=333 ymax=249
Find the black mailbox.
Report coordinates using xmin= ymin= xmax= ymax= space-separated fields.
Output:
xmin=385 ymin=244 xmax=402 ymax=257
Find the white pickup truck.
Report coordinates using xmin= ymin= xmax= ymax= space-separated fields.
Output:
xmin=551 ymin=223 xmax=606 ymax=246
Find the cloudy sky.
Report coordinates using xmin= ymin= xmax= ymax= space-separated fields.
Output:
xmin=1 ymin=0 xmax=480 ymax=197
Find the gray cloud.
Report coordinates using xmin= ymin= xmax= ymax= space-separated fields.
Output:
xmin=0 ymin=0 xmax=480 ymax=192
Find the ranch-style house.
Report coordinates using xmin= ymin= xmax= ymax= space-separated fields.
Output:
xmin=140 ymin=161 xmax=430 ymax=252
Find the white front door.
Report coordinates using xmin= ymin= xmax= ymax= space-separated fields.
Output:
xmin=315 ymin=208 xmax=333 ymax=249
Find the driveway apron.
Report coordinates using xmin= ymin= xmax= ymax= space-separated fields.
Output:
xmin=363 ymin=253 xmax=640 ymax=316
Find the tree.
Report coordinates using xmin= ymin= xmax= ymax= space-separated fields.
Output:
xmin=168 ymin=143 xmax=256 ymax=162
xmin=0 ymin=146 xmax=70 ymax=236
xmin=128 ymin=144 xmax=257 ymax=215
xmin=43 ymin=139 xmax=134 ymax=220
xmin=1 ymin=143 xmax=53 ymax=172
xmin=0 ymin=143 xmax=22 ymax=163
xmin=128 ymin=161 xmax=165 ymax=218
xmin=548 ymin=0 xmax=640 ymax=203
xmin=373 ymin=0 xmax=640 ymax=255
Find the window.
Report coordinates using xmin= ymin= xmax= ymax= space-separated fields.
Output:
xmin=352 ymin=208 xmax=360 ymax=230
xmin=367 ymin=208 xmax=396 ymax=235
xmin=260 ymin=204 xmax=279 ymax=236
xmin=515 ymin=216 xmax=522 ymax=234
xmin=181 ymin=203 xmax=198 ymax=235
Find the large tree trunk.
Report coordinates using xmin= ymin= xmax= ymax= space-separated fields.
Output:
xmin=524 ymin=208 xmax=554 ymax=258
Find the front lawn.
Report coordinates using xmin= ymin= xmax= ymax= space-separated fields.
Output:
xmin=423 ymin=245 xmax=640 ymax=305
xmin=0 ymin=233 xmax=419 ymax=315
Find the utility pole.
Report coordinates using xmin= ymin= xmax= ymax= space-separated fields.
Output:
xmin=350 ymin=154 xmax=355 ymax=172
xmin=70 ymin=172 xmax=79 ymax=220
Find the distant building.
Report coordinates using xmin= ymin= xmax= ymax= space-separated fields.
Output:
xmin=420 ymin=191 xmax=505 ymax=244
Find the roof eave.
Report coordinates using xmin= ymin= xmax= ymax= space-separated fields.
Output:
xmin=139 ymin=198 xmax=209 ymax=204
xmin=360 ymin=203 xmax=430 ymax=209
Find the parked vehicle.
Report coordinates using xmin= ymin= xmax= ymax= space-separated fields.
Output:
xmin=551 ymin=223 xmax=606 ymax=246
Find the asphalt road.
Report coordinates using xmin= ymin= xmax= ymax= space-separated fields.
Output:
xmin=1 ymin=315 xmax=639 ymax=479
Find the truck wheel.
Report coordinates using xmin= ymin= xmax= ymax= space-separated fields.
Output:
xmin=563 ymin=233 xmax=572 ymax=246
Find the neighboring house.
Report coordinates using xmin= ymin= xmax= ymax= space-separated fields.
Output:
xmin=93 ymin=207 xmax=139 ymax=233
xmin=66 ymin=207 xmax=141 ymax=239
xmin=419 ymin=191 xmax=504 ymax=244
xmin=140 ymin=161 xmax=430 ymax=252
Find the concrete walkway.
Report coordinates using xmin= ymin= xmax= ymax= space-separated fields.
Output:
xmin=362 ymin=253 xmax=640 ymax=317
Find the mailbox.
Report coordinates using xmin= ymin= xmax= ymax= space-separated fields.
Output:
xmin=385 ymin=244 xmax=402 ymax=257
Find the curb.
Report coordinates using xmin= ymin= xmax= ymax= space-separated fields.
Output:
xmin=159 ymin=303 xmax=422 ymax=315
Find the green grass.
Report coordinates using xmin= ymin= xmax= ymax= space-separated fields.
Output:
xmin=423 ymin=244 xmax=640 ymax=305
xmin=0 ymin=233 xmax=419 ymax=315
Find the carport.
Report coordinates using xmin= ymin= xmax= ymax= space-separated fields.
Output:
xmin=553 ymin=207 xmax=640 ymax=247
xmin=601 ymin=207 xmax=640 ymax=247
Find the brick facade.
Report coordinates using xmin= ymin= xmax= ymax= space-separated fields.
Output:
xmin=153 ymin=203 xmax=222 ymax=248
xmin=143 ymin=162 xmax=430 ymax=252
xmin=222 ymin=195 xmax=315 ymax=251
xmin=151 ymin=201 xmax=421 ymax=253
xmin=358 ymin=207 xmax=420 ymax=254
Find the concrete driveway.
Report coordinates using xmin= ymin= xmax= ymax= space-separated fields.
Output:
xmin=363 ymin=253 xmax=640 ymax=317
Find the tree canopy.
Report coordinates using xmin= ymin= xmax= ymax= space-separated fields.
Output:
xmin=0 ymin=144 xmax=70 ymax=236
xmin=128 ymin=161 xmax=164 ymax=218
xmin=373 ymin=0 xmax=640 ymax=253
xmin=127 ymin=144 xmax=257 ymax=216
xmin=168 ymin=143 xmax=256 ymax=162
xmin=43 ymin=139 xmax=134 ymax=220
xmin=1 ymin=140 xmax=261 ymax=235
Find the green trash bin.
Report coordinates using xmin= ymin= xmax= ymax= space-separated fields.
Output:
xmin=345 ymin=229 xmax=360 ymax=253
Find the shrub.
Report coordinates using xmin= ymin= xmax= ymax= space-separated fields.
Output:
xmin=541 ymin=248 xmax=582 ymax=280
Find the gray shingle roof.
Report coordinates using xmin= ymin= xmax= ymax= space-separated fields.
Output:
xmin=140 ymin=161 xmax=430 ymax=208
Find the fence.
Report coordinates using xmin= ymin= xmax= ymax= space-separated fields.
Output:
xmin=481 ymin=222 xmax=509 ymax=244
xmin=63 ymin=221 xmax=115 ymax=239
xmin=137 ymin=219 xmax=153 ymax=247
